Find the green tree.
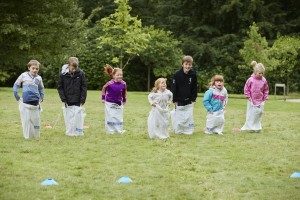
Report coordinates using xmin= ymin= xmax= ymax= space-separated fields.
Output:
xmin=239 ymin=22 xmax=272 ymax=92
xmin=268 ymin=36 xmax=300 ymax=93
xmin=129 ymin=0 xmax=300 ymax=92
xmin=239 ymin=23 xmax=269 ymax=68
xmin=140 ymin=26 xmax=183 ymax=91
xmin=78 ymin=25 xmax=110 ymax=90
xmin=96 ymin=0 xmax=149 ymax=69
xmin=0 ymin=0 xmax=85 ymax=87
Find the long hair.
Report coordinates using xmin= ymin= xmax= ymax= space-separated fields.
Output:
xmin=104 ymin=64 xmax=122 ymax=78
xmin=151 ymin=78 xmax=167 ymax=93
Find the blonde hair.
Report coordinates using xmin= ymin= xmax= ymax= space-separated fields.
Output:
xmin=27 ymin=60 xmax=40 ymax=68
xmin=151 ymin=78 xmax=167 ymax=93
xmin=68 ymin=57 xmax=79 ymax=68
xmin=182 ymin=55 xmax=193 ymax=64
xmin=209 ymin=75 xmax=224 ymax=87
xmin=251 ymin=61 xmax=257 ymax=68
xmin=251 ymin=60 xmax=265 ymax=73
xmin=104 ymin=64 xmax=122 ymax=78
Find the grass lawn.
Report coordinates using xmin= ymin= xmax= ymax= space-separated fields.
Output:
xmin=0 ymin=87 xmax=299 ymax=200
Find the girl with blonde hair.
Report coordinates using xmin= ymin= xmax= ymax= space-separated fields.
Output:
xmin=148 ymin=78 xmax=173 ymax=139
xmin=101 ymin=64 xmax=127 ymax=134
xmin=241 ymin=61 xmax=269 ymax=132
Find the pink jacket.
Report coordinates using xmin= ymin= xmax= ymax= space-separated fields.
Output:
xmin=244 ymin=74 xmax=269 ymax=106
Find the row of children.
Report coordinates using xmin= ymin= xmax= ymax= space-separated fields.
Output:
xmin=13 ymin=56 xmax=269 ymax=139
xmin=148 ymin=56 xmax=269 ymax=138
xmin=148 ymin=57 xmax=269 ymax=139
xmin=13 ymin=57 xmax=126 ymax=138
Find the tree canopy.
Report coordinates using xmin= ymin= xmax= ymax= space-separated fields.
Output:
xmin=1 ymin=0 xmax=299 ymax=93
xmin=0 ymin=0 xmax=85 ymax=86
xmin=96 ymin=0 xmax=149 ymax=69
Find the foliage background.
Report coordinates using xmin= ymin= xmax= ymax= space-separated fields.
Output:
xmin=0 ymin=0 xmax=299 ymax=93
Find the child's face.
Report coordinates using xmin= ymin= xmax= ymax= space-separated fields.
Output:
xmin=113 ymin=71 xmax=123 ymax=82
xmin=28 ymin=64 xmax=39 ymax=76
xmin=69 ymin=65 xmax=77 ymax=73
xmin=158 ymin=81 xmax=166 ymax=91
xmin=183 ymin=61 xmax=192 ymax=74
xmin=214 ymin=80 xmax=224 ymax=90
xmin=255 ymin=71 xmax=264 ymax=78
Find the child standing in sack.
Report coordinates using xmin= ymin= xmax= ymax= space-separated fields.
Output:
xmin=241 ymin=61 xmax=269 ymax=132
xmin=101 ymin=64 xmax=127 ymax=134
xmin=57 ymin=57 xmax=87 ymax=136
xmin=148 ymin=78 xmax=173 ymax=139
xmin=203 ymin=75 xmax=228 ymax=135
xmin=13 ymin=60 xmax=44 ymax=139
xmin=171 ymin=55 xmax=198 ymax=134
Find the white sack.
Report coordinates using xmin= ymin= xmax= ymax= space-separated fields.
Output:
xmin=205 ymin=110 xmax=225 ymax=134
xmin=170 ymin=104 xmax=194 ymax=134
xmin=63 ymin=105 xmax=86 ymax=136
xmin=19 ymin=101 xmax=40 ymax=139
xmin=241 ymin=101 xmax=264 ymax=131
xmin=105 ymin=102 xmax=124 ymax=134
xmin=148 ymin=105 xmax=170 ymax=139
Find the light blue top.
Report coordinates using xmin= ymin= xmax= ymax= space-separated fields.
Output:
xmin=13 ymin=72 xmax=44 ymax=103
xmin=203 ymin=87 xmax=228 ymax=112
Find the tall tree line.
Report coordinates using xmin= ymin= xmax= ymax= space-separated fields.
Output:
xmin=128 ymin=0 xmax=300 ymax=92
xmin=0 ymin=0 xmax=85 ymax=87
xmin=0 ymin=0 xmax=299 ymax=93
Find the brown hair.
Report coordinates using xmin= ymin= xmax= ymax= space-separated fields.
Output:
xmin=27 ymin=60 xmax=40 ymax=68
xmin=68 ymin=57 xmax=79 ymax=68
xmin=104 ymin=64 xmax=122 ymax=78
xmin=151 ymin=78 xmax=167 ymax=93
xmin=209 ymin=75 xmax=224 ymax=87
xmin=182 ymin=55 xmax=193 ymax=64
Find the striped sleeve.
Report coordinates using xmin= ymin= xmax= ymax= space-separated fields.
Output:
xmin=101 ymin=80 xmax=113 ymax=101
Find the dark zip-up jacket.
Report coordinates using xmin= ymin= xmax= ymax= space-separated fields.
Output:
xmin=57 ymin=68 xmax=87 ymax=104
xmin=171 ymin=67 xmax=197 ymax=104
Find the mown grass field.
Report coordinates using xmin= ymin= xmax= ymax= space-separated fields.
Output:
xmin=0 ymin=87 xmax=299 ymax=200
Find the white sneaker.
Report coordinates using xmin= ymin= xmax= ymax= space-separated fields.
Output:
xmin=205 ymin=131 xmax=213 ymax=135
xmin=217 ymin=132 xmax=223 ymax=135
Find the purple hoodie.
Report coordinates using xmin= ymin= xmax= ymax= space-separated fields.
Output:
xmin=244 ymin=74 xmax=269 ymax=106
xmin=102 ymin=79 xmax=127 ymax=105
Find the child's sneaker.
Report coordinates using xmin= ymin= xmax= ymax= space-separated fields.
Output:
xmin=205 ymin=131 xmax=213 ymax=135
xmin=205 ymin=128 xmax=213 ymax=135
xmin=217 ymin=132 xmax=223 ymax=135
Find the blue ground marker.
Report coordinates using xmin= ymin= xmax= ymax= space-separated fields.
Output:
xmin=117 ymin=176 xmax=133 ymax=183
xmin=41 ymin=178 xmax=59 ymax=186
xmin=290 ymin=172 xmax=300 ymax=178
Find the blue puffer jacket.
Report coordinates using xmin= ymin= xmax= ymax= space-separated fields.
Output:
xmin=203 ymin=87 xmax=228 ymax=112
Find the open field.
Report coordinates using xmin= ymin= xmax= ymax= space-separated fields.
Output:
xmin=0 ymin=87 xmax=300 ymax=200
